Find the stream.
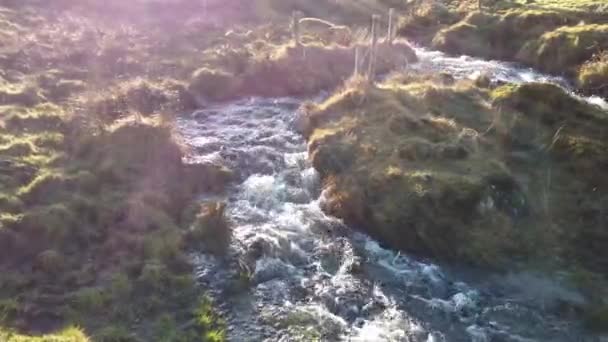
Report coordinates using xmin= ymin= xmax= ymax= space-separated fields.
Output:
xmin=177 ymin=47 xmax=608 ymax=341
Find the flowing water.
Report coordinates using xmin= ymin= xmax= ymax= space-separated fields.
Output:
xmin=177 ymin=49 xmax=608 ymax=341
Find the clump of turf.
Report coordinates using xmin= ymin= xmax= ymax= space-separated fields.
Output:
xmin=398 ymin=0 xmax=459 ymax=44
xmin=431 ymin=9 xmax=581 ymax=61
xmin=188 ymin=41 xmax=417 ymax=100
xmin=517 ymin=24 xmax=608 ymax=74
xmin=304 ymin=76 xmax=608 ymax=272
xmin=83 ymin=79 xmax=196 ymax=123
xmin=188 ymin=68 xmax=243 ymax=102
xmin=188 ymin=202 xmax=232 ymax=256
xmin=0 ymin=326 xmax=90 ymax=342
xmin=578 ymin=51 xmax=608 ymax=98
xmin=416 ymin=5 xmax=608 ymax=94
xmin=0 ymin=115 xmax=232 ymax=338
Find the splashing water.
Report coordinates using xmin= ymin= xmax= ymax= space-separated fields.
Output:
xmin=178 ymin=50 xmax=607 ymax=341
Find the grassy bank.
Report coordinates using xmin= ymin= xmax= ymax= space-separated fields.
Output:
xmin=398 ymin=0 xmax=608 ymax=96
xmin=302 ymin=73 xmax=608 ymax=330
xmin=0 ymin=0 xmax=420 ymax=339
xmin=0 ymin=1 xmax=237 ymax=341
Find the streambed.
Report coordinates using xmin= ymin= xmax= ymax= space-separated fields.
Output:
xmin=177 ymin=48 xmax=607 ymax=342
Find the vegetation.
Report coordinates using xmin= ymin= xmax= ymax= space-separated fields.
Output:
xmin=0 ymin=327 xmax=90 ymax=342
xmin=578 ymin=51 xmax=608 ymax=98
xmin=398 ymin=0 xmax=608 ymax=94
xmin=303 ymin=74 xmax=608 ymax=329
xmin=2 ymin=0 xmax=608 ymax=339
xmin=0 ymin=0 xmax=417 ymax=339
xmin=0 ymin=1 xmax=239 ymax=340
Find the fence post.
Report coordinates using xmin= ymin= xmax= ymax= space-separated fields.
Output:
xmin=354 ymin=47 xmax=360 ymax=77
xmin=292 ymin=11 xmax=301 ymax=47
xmin=478 ymin=0 xmax=483 ymax=12
xmin=367 ymin=14 xmax=379 ymax=84
xmin=388 ymin=8 xmax=395 ymax=45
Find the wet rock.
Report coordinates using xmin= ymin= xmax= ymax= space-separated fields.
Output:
xmin=252 ymin=258 xmax=293 ymax=284
xmin=187 ymin=201 xmax=232 ymax=256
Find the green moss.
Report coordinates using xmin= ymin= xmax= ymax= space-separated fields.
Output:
xmin=0 ymin=326 xmax=90 ymax=342
xmin=194 ymin=297 xmax=226 ymax=342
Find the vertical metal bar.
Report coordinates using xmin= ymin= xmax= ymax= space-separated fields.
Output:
xmin=367 ymin=15 xmax=379 ymax=84
xmin=354 ymin=47 xmax=360 ymax=76
xmin=293 ymin=11 xmax=301 ymax=47
xmin=388 ymin=8 xmax=395 ymax=45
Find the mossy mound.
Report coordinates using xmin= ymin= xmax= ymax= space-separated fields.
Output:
xmin=578 ymin=51 xmax=608 ymax=98
xmin=413 ymin=4 xmax=608 ymax=94
xmin=517 ymin=24 xmax=608 ymax=74
xmin=305 ymin=78 xmax=608 ymax=273
xmin=188 ymin=41 xmax=418 ymax=101
xmin=189 ymin=68 xmax=243 ymax=102
xmin=84 ymin=79 xmax=196 ymax=122
xmin=0 ymin=92 xmax=230 ymax=340
xmin=397 ymin=0 xmax=459 ymax=44
xmin=431 ymin=9 xmax=581 ymax=61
